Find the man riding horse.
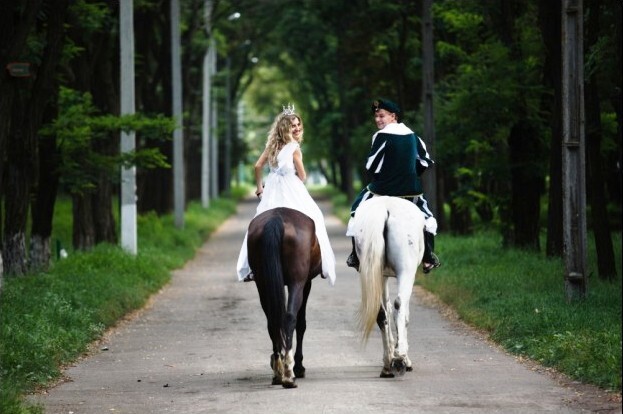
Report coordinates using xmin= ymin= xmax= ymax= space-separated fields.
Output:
xmin=346 ymin=98 xmax=441 ymax=273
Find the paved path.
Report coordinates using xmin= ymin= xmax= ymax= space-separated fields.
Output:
xmin=32 ymin=198 xmax=619 ymax=413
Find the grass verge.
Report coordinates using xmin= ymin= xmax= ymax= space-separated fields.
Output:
xmin=418 ymin=230 xmax=622 ymax=392
xmin=0 ymin=196 xmax=239 ymax=414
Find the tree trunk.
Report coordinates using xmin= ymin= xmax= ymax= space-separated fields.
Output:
xmin=135 ymin=1 xmax=174 ymax=214
xmin=138 ymin=141 xmax=174 ymax=215
xmin=30 ymin=104 xmax=61 ymax=271
xmin=3 ymin=102 xmax=30 ymax=275
xmin=509 ymin=120 xmax=544 ymax=250
xmin=65 ymin=5 xmax=119 ymax=248
xmin=538 ymin=0 xmax=564 ymax=257
xmin=0 ymin=1 xmax=43 ymax=197
xmin=446 ymin=174 xmax=472 ymax=235
xmin=0 ymin=1 xmax=45 ymax=276
xmin=500 ymin=0 xmax=545 ymax=250
xmin=90 ymin=21 xmax=120 ymax=245
xmin=91 ymin=177 xmax=117 ymax=244
xmin=2 ymin=1 xmax=69 ymax=276
xmin=609 ymin=4 xmax=622 ymax=211
xmin=72 ymin=193 xmax=95 ymax=251
xmin=584 ymin=0 xmax=616 ymax=279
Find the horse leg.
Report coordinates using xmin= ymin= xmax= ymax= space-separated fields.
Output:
xmin=255 ymin=283 xmax=285 ymax=385
xmin=391 ymin=271 xmax=416 ymax=375
xmin=280 ymin=283 xmax=306 ymax=389
xmin=293 ymin=280 xmax=312 ymax=379
xmin=377 ymin=278 xmax=396 ymax=378
xmin=268 ymin=320 xmax=285 ymax=385
xmin=270 ymin=350 xmax=284 ymax=385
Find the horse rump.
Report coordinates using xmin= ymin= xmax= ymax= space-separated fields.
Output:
xmin=245 ymin=207 xmax=319 ymax=388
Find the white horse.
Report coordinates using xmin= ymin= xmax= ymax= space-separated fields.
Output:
xmin=351 ymin=196 xmax=425 ymax=377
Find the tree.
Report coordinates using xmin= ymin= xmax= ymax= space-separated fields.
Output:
xmin=498 ymin=0 xmax=546 ymax=249
xmin=41 ymin=87 xmax=173 ymax=251
xmin=135 ymin=0 xmax=174 ymax=214
xmin=584 ymin=0 xmax=616 ymax=279
xmin=538 ymin=0 xmax=564 ymax=257
xmin=0 ymin=0 xmax=71 ymax=276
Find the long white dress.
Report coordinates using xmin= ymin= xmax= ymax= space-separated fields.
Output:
xmin=236 ymin=142 xmax=336 ymax=286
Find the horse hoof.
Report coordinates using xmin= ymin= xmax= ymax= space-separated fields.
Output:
xmin=391 ymin=359 xmax=407 ymax=376
xmin=406 ymin=366 xmax=413 ymax=372
xmin=380 ymin=369 xmax=395 ymax=378
xmin=272 ymin=376 xmax=282 ymax=385
xmin=282 ymin=379 xmax=297 ymax=389
xmin=294 ymin=367 xmax=306 ymax=378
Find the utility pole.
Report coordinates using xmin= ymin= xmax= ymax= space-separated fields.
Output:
xmin=120 ymin=0 xmax=137 ymax=254
xmin=561 ymin=0 xmax=587 ymax=301
xmin=202 ymin=0 xmax=213 ymax=208
xmin=210 ymin=44 xmax=218 ymax=200
xmin=421 ymin=0 xmax=437 ymax=217
xmin=223 ymin=12 xmax=241 ymax=195
xmin=171 ymin=0 xmax=185 ymax=228
xmin=225 ymin=55 xmax=232 ymax=194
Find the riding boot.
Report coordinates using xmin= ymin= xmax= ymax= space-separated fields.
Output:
xmin=422 ymin=231 xmax=440 ymax=273
xmin=346 ymin=237 xmax=360 ymax=270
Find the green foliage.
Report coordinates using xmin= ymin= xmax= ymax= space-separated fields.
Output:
xmin=418 ymin=231 xmax=622 ymax=391
xmin=40 ymin=87 xmax=174 ymax=195
xmin=432 ymin=1 xmax=550 ymax=230
xmin=0 ymin=198 xmax=237 ymax=413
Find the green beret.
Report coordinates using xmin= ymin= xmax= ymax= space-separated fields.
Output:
xmin=371 ymin=99 xmax=401 ymax=115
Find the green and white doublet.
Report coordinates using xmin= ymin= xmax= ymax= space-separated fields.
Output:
xmin=346 ymin=123 xmax=433 ymax=236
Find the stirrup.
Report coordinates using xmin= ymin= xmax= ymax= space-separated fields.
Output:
xmin=422 ymin=253 xmax=441 ymax=274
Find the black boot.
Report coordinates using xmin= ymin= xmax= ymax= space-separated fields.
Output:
xmin=346 ymin=237 xmax=360 ymax=271
xmin=422 ymin=231 xmax=440 ymax=273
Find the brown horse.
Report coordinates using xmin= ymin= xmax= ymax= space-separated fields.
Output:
xmin=247 ymin=207 xmax=322 ymax=389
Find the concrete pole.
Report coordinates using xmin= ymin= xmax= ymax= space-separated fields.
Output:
xmin=171 ymin=0 xmax=185 ymax=228
xmin=561 ymin=0 xmax=587 ymax=301
xmin=120 ymin=0 xmax=137 ymax=254
xmin=201 ymin=0 xmax=213 ymax=208
xmin=210 ymin=43 xmax=219 ymax=199
xmin=224 ymin=55 xmax=232 ymax=194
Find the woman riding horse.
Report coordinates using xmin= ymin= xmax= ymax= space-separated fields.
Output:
xmin=237 ymin=106 xmax=336 ymax=388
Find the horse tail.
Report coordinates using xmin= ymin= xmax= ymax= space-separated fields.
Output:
xmin=261 ymin=216 xmax=286 ymax=348
xmin=357 ymin=199 xmax=389 ymax=342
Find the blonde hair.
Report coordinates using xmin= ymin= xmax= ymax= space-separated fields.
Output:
xmin=265 ymin=113 xmax=304 ymax=167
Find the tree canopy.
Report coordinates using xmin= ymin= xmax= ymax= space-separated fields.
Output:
xmin=0 ymin=0 xmax=620 ymax=280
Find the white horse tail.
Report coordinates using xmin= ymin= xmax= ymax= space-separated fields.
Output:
xmin=355 ymin=199 xmax=389 ymax=341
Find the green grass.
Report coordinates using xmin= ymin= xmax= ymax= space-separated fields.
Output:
xmin=418 ymin=230 xmax=622 ymax=392
xmin=0 ymin=195 xmax=239 ymax=414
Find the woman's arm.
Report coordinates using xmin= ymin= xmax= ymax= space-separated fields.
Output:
xmin=254 ymin=150 xmax=268 ymax=197
xmin=293 ymin=147 xmax=307 ymax=182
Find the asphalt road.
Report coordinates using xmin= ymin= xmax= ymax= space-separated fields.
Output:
xmin=31 ymin=198 xmax=620 ymax=413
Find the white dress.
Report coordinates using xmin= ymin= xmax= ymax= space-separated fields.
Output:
xmin=236 ymin=142 xmax=336 ymax=286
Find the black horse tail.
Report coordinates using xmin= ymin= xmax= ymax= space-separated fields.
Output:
xmin=261 ymin=216 xmax=286 ymax=349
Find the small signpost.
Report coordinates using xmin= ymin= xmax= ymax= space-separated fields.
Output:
xmin=6 ymin=62 xmax=32 ymax=77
